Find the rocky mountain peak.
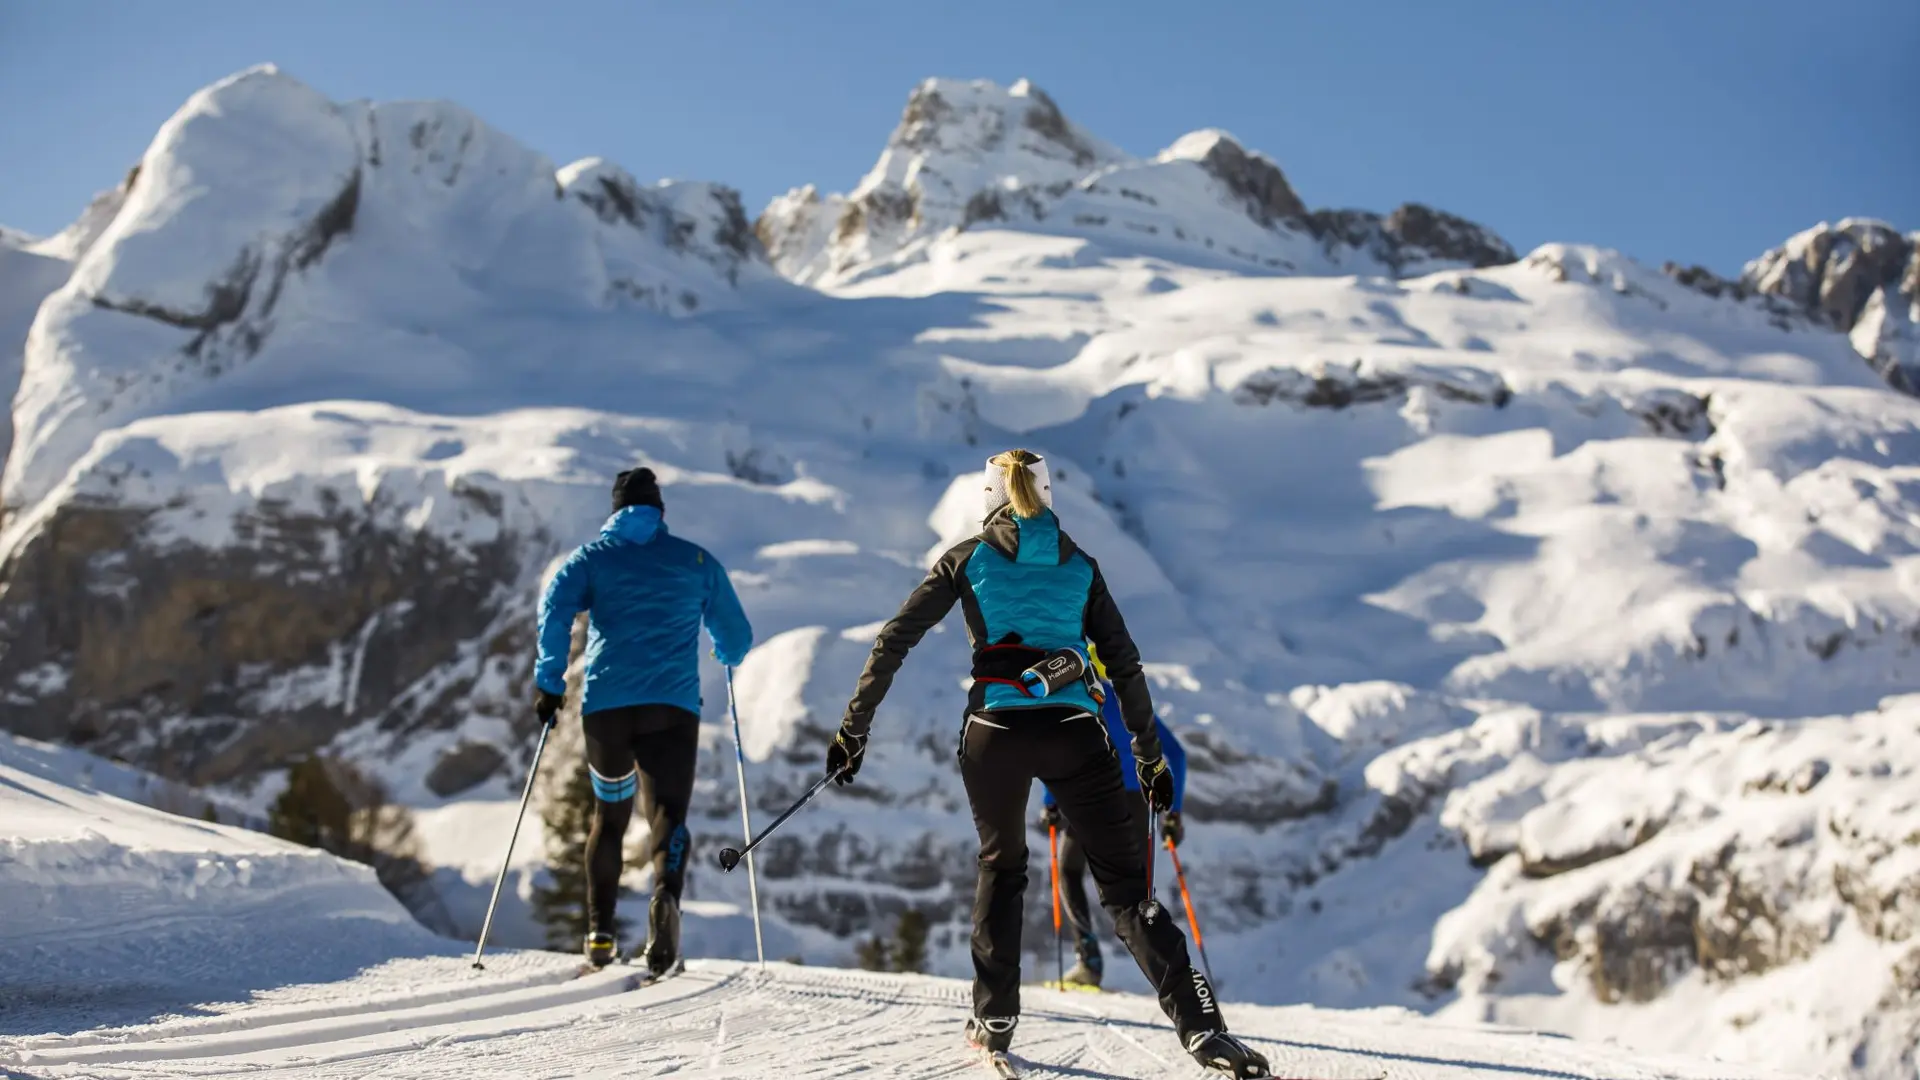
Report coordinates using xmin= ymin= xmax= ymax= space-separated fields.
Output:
xmin=556 ymin=157 xmax=759 ymax=286
xmin=1158 ymin=129 xmax=1309 ymax=228
xmin=885 ymin=77 xmax=1121 ymax=174
xmin=758 ymin=78 xmax=1516 ymax=285
xmin=1741 ymin=218 xmax=1915 ymax=332
xmin=1664 ymin=218 xmax=1919 ymax=390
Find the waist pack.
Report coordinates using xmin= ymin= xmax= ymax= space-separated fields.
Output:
xmin=971 ymin=641 xmax=1104 ymax=704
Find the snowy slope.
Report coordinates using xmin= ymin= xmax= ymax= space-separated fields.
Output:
xmin=0 ymin=738 xmax=1796 ymax=1080
xmin=3 ymin=67 xmax=1919 ymax=1080
xmin=0 ymin=230 xmax=73 ymax=481
xmin=0 ymin=733 xmax=450 ymax=1036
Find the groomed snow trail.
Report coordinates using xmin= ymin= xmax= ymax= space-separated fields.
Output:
xmin=2 ymin=960 xmax=1793 ymax=1080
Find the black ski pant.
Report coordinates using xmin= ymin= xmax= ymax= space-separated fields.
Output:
xmin=959 ymin=706 xmax=1224 ymax=1039
xmin=1058 ymin=790 xmax=1151 ymax=960
xmin=583 ymin=703 xmax=698 ymax=936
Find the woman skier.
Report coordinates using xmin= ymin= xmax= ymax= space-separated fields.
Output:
xmin=826 ymin=449 xmax=1269 ymax=1078
xmin=535 ymin=466 xmax=753 ymax=975
xmin=1040 ymin=643 xmax=1188 ymax=990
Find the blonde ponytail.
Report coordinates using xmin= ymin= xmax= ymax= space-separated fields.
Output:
xmin=989 ymin=449 xmax=1048 ymax=518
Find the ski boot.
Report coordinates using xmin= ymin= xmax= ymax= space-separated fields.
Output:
xmin=1060 ymin=933 xmax=1103 ymax=988
xmin=642 ymin=892 xmax=681 ymax=978
xmin=964 ymin=1015 xmax=1017 ymax=1053
xmin=583 ymin=931 xmax=618 ymax=969
xmin=1184 ymin=1030 xmax=1271 ymax=1078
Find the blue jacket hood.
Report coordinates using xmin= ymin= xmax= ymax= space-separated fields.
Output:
xmin=603 ymin=505 xmax=663 ymax=545
xmin=533 ymin=508 xmax=752 ymax=715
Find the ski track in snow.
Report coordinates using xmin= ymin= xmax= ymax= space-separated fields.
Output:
xmin=1 ymin=960 xmax=1791 ymax=1080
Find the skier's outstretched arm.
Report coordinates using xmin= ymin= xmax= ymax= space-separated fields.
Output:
xmin=534 ymin=550 xmax=591 ymax=698
xmin=703 ymin=551 xmax=754 ymax=667
xmin=1081 ymin=558 xmax=1159 ymax=760
xmin=842 ymin=542 xmax=969 ymax=737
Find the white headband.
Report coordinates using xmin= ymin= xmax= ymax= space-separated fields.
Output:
xmin=983 ymin=454 xmax=1053 ymax=517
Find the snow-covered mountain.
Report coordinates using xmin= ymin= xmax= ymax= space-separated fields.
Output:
xmin=757 ymin=78 xmax=1514 ymax=287
xmin=3 ymin=66 xmax=1918 ymax=1079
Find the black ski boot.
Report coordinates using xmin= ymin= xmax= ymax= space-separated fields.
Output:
xmin=964 ymin=1015 xmax=1017 ymax=1053
xmin=1060 ymin=933 xmax=1103 ymax=987
xmin=583 ymin=931 xmax=618 ymax=969
xmin=1184 ymin=1030 xmax=1270 ymax=1078
xmin=642 ymin=892 xmax=681 ymax=978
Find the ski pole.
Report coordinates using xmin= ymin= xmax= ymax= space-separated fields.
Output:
xmin=1049 ymin=822 xmax=1063 ymax=987
xmin=725 ymin=668 xmax=766 ymax=968
xmin=471 ymin=720 xmax=553 ymax=970
xmin=717 ymin=766 xmax=843 ymax=872
xmin=1166 ymin=832 xmax=1215 ymax=986
xmin=1144 ymin=798 xmax=1157 ymax=899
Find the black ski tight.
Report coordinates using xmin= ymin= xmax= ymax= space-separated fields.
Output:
xmin=1058 ymin=791 xmax=1151 ymax=952
xmin=958 ymin=706 xmax=1221 ymax=1038
xmin=583 ymin=704 xmax=699 ymax=936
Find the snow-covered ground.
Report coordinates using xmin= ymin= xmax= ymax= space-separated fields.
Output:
xmin=1 ymin=737 xmax=1798 ymax=1080
xmin=3 ymin=66 xmax=1918 ymax=1080
xmin=3 ymin=959 xmax=1804 ymax=1080
xmin=0 ymin=733 xmax=444 ymax=1038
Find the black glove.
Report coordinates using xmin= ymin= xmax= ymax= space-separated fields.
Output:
xmin=534 ymin=688 xmax=565 ymax=729
xmin=1136 ymin=749 xmax=1174 ymax=814
xmin=1039 ymin=803 xmax=1063 ymax=831
xmin=1162 ymin=810 xmax=1184 ymax=848
xmin=826 ymin=724 xmax=868 ymax=785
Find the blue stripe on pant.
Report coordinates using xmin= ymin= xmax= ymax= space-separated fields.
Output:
xmin=589 ymin=764 xmax=638 ymax=802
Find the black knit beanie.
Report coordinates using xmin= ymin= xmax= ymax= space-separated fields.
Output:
xmin=612 ymin=467 xmax=663 ymax=512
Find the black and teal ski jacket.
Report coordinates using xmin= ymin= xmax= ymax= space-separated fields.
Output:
xmin=843 ymin=506 xmax=1161 ymax=758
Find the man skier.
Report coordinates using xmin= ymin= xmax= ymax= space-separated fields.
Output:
xmin=534 ymin=466 xmax=752 ymax=975
xmin=1040 ymin=643 xmax=1187 ymax=989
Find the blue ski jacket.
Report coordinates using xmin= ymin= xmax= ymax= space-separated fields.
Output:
xmin=535 ymin=505 xmax=752 ymax=716
xmin=842 ymin=506 xmax=1165 ymax=763
xmin=1043 ymin=682 xmax=1186 ymax=812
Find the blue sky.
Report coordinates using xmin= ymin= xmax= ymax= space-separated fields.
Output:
xmin=1 ymin=1 xmax=1913 ymax=275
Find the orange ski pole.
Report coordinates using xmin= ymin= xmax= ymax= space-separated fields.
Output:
xmin=1166 ymin=835 xmax=1215 ymax=986
xmin=1049 ymin=822 xmax=1064 ymax=986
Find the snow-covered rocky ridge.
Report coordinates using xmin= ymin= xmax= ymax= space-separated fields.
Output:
xmin=757 ymin=78 xmax=1515 ymax=287
xmin=3 ymin=66 xmax=1919 ymax=1079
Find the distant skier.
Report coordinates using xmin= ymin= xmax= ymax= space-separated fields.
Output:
xmin=1040 ymin=643 xmax=1187 ymax=990
xmin=534 ymin=466 xmax=752 ymax=976
xmin=826 ymin=450 xmax=1269 ymax=1078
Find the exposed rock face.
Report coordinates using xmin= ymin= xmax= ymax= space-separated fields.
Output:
xmin=1302 ymin=204 xmax=1515 ymax=273
xmin=558 ymin=158 xmax=759 ymax=288
xmin=0 ymin=491 xmax=526 ymax=786
xmin=1382 ymin=204 xmax=1516 ymax=270
xmin=1232 ymin=360 xmax=1513 ymax=410
xmin=1171 ymin=130 xmax=1309 ymax=228
xmin=1665 ymin=219 xmax=1920 ymax=391
xmin=1743 ymin=220 xmax=1913 ymax=332
xmin=424 ymin=740 xmax=507 ymax=796
xmin=90 ymin=168 xmax=360 ymax=364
